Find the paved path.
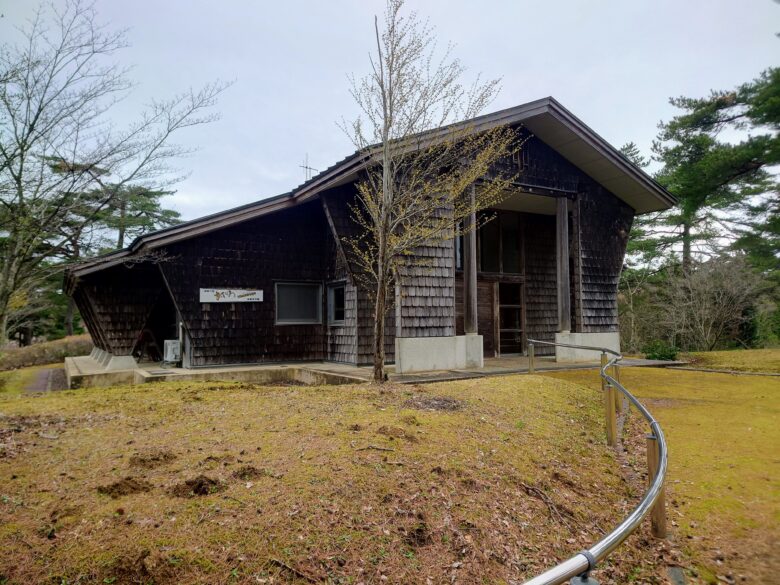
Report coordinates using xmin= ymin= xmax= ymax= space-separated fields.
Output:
xmin=25 ymin=367 xmax=67 ymax=393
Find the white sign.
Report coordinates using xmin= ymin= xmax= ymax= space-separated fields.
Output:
xmin=200 ymin=288 xmax=263 ymax=303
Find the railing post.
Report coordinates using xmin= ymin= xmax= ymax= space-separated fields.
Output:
xmin=646 ymin=435 xmax=667 ymax=539
xmin=528 ymin=342 xmax=535 ymax=374
xmin=602 ymin=352 xmax=617 ymax=447
xmin=613 ymin=363 xmax=623 ymax=414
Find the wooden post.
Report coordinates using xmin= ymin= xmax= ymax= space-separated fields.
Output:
xmin=528 ymin=342 xmax=535 ymax=374
xmin=602 ymin=352 xmax=617 ymax=447
xmin=646 ymin=435 xmax=667 ymax=538
xmin=613 ymin=363 xmax=623 ymax=414
xmin=556 ymin=197 xmax=571 ymax=333
xmin=463 ymin=184 xmax=478 ymax=335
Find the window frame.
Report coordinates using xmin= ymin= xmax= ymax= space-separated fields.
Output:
xmin=274 ymin=281 xmax=323 ymax=325
xmin=474 ymin=209 xmax=525 ymax=276
xmin=327 ymin=281 xmax=347 ymax=326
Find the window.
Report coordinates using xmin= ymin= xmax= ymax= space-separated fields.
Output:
xmin=275 ymin=282 xmax=322 ymax=324
xmin=479 ymin=216 xmax=500 ymax=272
xmin=478 ymin=211 xmax=523 ymax=274
xmin=328 ymin=283 xmax=346 ymax=325
xmin=501 ymin=212 xmax=521 ymax=274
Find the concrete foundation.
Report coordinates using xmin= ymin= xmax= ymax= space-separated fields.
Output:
xmin=394 ymin=334 xmax=484 ymax=374
xmin=64 ymin=351 xmax=138 ymax=388
xmin=554 ymin=331 xmax=621 ymax=362
xmin=64 ymin=355 xmax=366 ymax=389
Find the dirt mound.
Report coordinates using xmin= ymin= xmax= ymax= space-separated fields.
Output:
xmin=169 ymin=475 xmax=224 ymax=497
xmin=376 ymin=425 xmax=418 ymax=442
xmin=232 ymin=465 xmax=282 ymax=480
xmin=199 ymin=453 xmax=235 ymax=467
xmin=97 ymin=477 xmax=152 ymax=498
xmin=400 ymin=414 xmax=420 ymax=426
xmin=403 ymin=519 xmax=432 ymax=547
xmin=403 ymin=395 xmax=464 ymax=411
xmin=129 ymin=449 xmax=176 ymax=469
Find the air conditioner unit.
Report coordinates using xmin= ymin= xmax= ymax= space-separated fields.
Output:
xmin=163 ymin=339 xmax=181 ymax=364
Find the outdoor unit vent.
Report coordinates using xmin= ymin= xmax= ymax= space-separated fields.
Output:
xmin=163 ymin=340 xmax=181 ymax=364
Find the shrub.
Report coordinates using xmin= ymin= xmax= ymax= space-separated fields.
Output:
xmin=0 ymin=335 xmax=93 ymax=370
xmin=643 ymin=340 xmax=678 ymax=361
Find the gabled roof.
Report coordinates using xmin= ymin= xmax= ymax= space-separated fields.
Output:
xmin=66 ymin=97 xmax=675 ymax=281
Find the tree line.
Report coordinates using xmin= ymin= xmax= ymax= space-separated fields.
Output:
xmin=0 ymin=0 xmax=224 ymax=345
xmin=619 ymin=68 xmax=779 ymax=356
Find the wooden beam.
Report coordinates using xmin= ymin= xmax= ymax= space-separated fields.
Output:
xmin=463 ymin=184 xmax=478 ymax=335
xmin=556 ymin=197 xmax=571 ymax=332
xmin=320 ymin=196 xmax=354 ymax=281
xmin=571 ymin=196 xmax=584 ymax=332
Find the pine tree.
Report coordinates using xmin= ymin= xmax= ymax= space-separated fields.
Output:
xmin=97 ymin=185 xmax=181 ymax=250
xmin=650 ymin=68 xmax=779 ymax=272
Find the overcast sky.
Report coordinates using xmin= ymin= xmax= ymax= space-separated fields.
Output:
xmin=2 ymin=0 xmax=778 ymax=220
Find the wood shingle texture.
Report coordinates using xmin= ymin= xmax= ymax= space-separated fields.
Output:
xmin=75 ymin=264 xmax=165 ymax=355
xmin=158 ymin=200 xmax=333 ymax=366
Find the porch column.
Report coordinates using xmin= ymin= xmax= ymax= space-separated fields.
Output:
xmin=556 ymin=197 xmax=571 ymax=332
xmin=463 ymin=184 xmax=478 ymax=334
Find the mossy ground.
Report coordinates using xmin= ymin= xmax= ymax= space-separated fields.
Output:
xmin=683 ymin=348 xmax=780 ymax=373
xmin=547 ymin=353 xmax=780 ymax=584
xmin=0 ymin=373 xmax=668 ymax=584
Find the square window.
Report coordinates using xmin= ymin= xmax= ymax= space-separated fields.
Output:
xmin=275 ymin=282 xmax=322 ymax=324
xmin=328 ymin=283 xmax=346 ymax=325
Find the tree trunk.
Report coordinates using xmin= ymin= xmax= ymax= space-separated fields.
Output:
xmin=20 ymin=326 xmax=33 ymax=347
xmin=682 ymin=222 xmax=692 ymax=274
xmin=0 ymin=309 xmax=8 ymax=347
xmin=65 ymin=296 xmax=75 ymax=336
xmin=627 ymin=289 xmax=637 ymax=353
xmin=373 ymin=271 xmax=387 ymax=382
xmin=117 ymin=198 xmax=127 ymax=249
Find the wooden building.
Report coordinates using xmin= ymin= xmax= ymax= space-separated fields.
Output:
xmin=65 ymin=98 xmax=675 ymax=373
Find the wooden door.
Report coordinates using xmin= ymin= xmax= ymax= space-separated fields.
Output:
xmin=498 ymin=282 xmax=524 ymax=355
xmin=455 ymin=276 xmax=498 ymax=357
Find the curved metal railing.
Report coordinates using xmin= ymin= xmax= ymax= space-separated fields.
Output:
xmin=522 ymin=339 xmax=668 ymax=585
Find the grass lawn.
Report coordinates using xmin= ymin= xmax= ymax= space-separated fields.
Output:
xmin=0 ymin=374 xmax=669 ymax=584
xmin=547 ymin=356 xmax=780 ymax=584
xmin=683 ymin=348 xmax=780 ymax=373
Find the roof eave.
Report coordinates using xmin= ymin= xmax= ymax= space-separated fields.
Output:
xmin=68 ymin=97 xmax=676 ymax=280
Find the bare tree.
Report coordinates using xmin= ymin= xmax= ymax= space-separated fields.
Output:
xmin=342 ymin=0 xmax=519 ymax=381
xmin=660 ymin=255 xmax=761 ymax=351
xmin=0 ymin=0 xmax=228 ymax=341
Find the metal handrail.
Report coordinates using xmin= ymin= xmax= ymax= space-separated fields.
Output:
xmin=522 ymin=338 xmax=668 ymax=585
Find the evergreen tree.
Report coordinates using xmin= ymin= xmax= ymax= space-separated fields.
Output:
xmin=649 ymin=68 xmax=779 ymax=272
xmin=98 ymin=185 xmax=181 ymax=250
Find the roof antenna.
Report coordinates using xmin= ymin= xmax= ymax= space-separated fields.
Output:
xmin=300 ymin=153 xmax=319 ymax=181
